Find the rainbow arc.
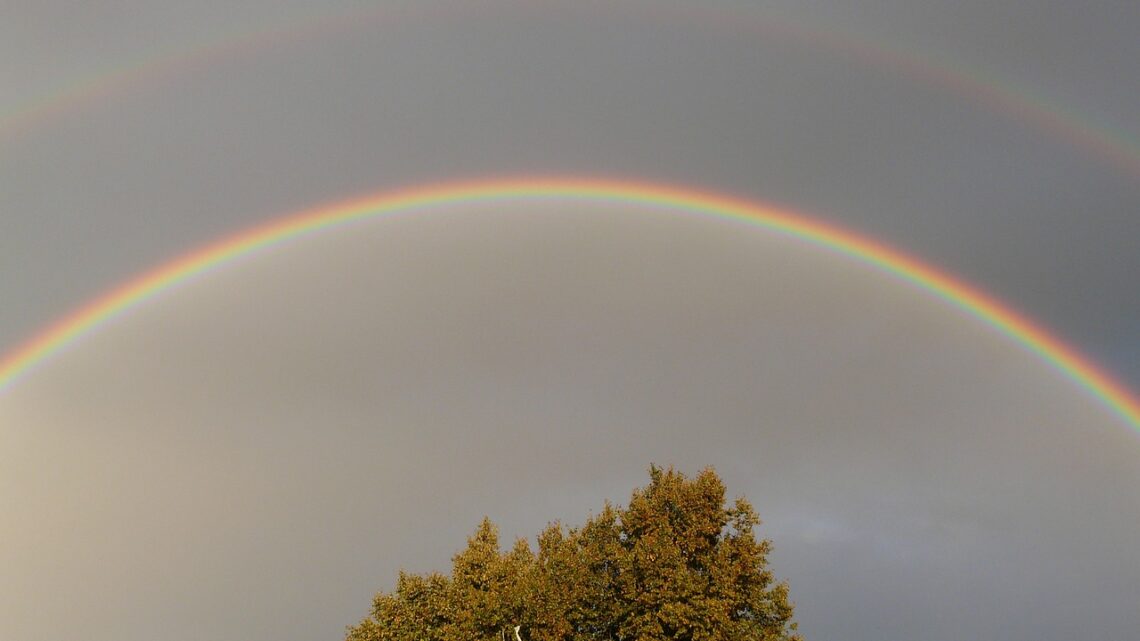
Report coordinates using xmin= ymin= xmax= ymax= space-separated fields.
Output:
xmin=1 ymin=177 xmax=1137 ymax=434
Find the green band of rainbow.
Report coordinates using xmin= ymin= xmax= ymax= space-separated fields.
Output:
xmin=2 ymin=177 xmax=1138 ymax=433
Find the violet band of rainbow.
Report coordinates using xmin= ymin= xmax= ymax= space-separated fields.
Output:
xmin=2 ymin=177 xmax=1138 ymax=433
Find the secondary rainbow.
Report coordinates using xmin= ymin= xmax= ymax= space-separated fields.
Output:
xmin=5 ymin=4 xmax=1139 ymax=180
xmin=1 ymin=177 xmax=1138 ymax=433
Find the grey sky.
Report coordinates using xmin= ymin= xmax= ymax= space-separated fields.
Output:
xmin=2 ymin=2 xmax=1138 ymax=641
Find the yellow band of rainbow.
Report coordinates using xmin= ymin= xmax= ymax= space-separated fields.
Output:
xmin=2 ymin=177 xmax=1138 ymax=433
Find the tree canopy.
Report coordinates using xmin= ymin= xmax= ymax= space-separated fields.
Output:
xmin=347 ymin=465 xmax=801 ymax=641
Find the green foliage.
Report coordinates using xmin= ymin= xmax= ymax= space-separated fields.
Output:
xmin=347 ymin=466 xmax=801 ymax=641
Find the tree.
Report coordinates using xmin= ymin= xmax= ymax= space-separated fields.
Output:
xmin=347 ymin=466 xmax=802 ymax=641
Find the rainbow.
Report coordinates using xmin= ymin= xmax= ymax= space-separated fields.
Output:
xmin=3 ymin=4 xmax=1139 ymax=181
xmin=1 ymin=177 xmax=1138 ymax=434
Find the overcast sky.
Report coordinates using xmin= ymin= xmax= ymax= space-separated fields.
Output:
xmin=1 ymin=2 xmax=1138 ymax=641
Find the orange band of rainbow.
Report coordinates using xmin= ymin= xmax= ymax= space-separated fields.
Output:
xmin=2 ymin=177 xmax=1138 ymax=433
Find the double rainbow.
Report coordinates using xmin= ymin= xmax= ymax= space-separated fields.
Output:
xmin=1 ymin=177 xmax=1138 ymax=434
